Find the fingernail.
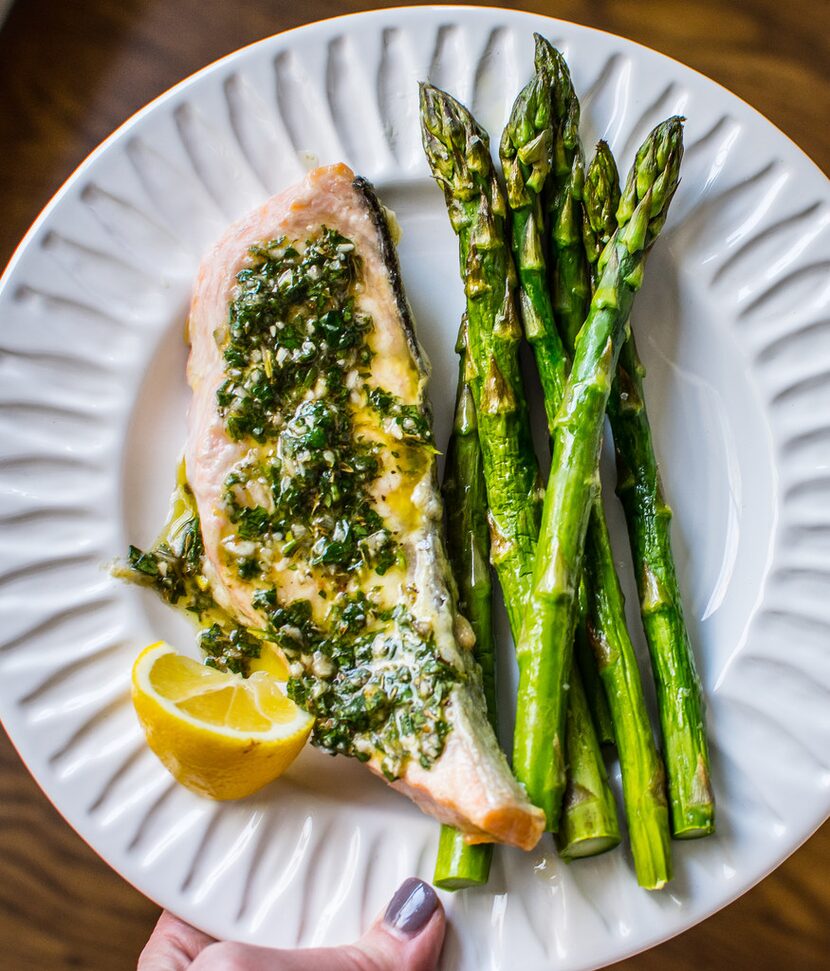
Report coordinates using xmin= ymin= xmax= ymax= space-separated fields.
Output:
xmin=383 ymin=878 xmax=439 ymax=938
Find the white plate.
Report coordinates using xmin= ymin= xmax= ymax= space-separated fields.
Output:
xmin=1 ymin=7 xmax=829 ymax=969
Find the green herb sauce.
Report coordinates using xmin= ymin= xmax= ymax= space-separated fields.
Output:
xmin=120 ymin=471 xmax=265 ymax=675
xmin=253 ymin=590 xmax=456 ymax=780
xmin=217 ymin=229 xmax=399 ymax=582
xmin=121 ymin=226 xmax=459 ymax=779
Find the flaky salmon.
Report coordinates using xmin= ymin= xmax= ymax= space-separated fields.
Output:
xmin=184 ymin=163 xmax=544 ymax=851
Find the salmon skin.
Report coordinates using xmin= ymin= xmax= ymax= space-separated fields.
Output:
xmin=185 ymin=163 xmax=544 ymax=851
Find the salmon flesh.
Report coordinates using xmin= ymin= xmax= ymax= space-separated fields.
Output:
xmin=185 ymin=164 xmax=544 ymax=850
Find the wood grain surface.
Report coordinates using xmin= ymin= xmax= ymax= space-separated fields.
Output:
xmin=0 ymin=1 xmax=828 ymax=968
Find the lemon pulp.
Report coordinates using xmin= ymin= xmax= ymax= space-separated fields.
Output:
xmin=132 ymin=642 xmax=313 ymax=800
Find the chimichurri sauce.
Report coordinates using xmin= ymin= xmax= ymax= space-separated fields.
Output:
xmin=122 ymin=472 xmax=264 ymax=675
xmin=123 ymin=228 xmax=457 ymax=780
xmin=217 ymin=228 xmax=404 ymax=582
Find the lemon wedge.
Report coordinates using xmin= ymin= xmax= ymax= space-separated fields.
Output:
xmin=131 ymin=641 xmax=313 ymax=800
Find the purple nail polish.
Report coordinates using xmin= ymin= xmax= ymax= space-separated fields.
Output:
xmin=383 ymin=878 xmax=439 ymax=938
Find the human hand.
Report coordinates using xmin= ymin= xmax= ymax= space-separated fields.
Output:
xmin=138 ymin=877 xmax=445 ymax=970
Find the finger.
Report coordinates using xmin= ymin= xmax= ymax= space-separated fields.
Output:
xmin=352 ymin=878 xmax=446 ymax=971
xmin=190 ymin=878 xmax=445 ymax=971
xmin=138 ymin=910 xmax=216 ymax=971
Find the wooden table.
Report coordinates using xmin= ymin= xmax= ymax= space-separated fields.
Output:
xmin=0 ymin=1 xmax=827 ymax=968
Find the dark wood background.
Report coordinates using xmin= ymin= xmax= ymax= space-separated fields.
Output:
xmin=1 ymin=1 xmax=827 ymax=968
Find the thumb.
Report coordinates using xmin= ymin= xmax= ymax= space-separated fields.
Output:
xmin=189 ymin=878 xmax=445 ymax=971
xmin=348 ymin=878 xmax=445 ymax=971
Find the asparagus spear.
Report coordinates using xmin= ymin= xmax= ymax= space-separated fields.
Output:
xmin=535 ymin=38 xmax=673 ymax=866
xmin=500 ymin=63 xmax=615 ymax=754
xmin=420 ymin=82 xmax=540 ymax=634
xmin=557 ymin=665 xmax=620 ymax=859
xmin=600 ymin=148 xmax=716 ymax=839
xmin=500 ymin=44 xmax=656 ymax=860
xmin=575 ymin=588 xmax=616 ymax=746
xmin=578 ymin=141 xmax=674 ymax=887
xmin=498 ymin=73 xmax=564 ymax=415
xmin=508 ymin=45 xmax=618 ymax=754
xmin=500 ymin=73 xmax=620 ymax=852
xmin=419 ymin=84 xmax=610 ymax=839
xmin=511 ymin=116 xmax=686 ymax=831
xmin=434 ymin=320 xmax=496 ymax=890
xmin=535 ymin=36 xmax=591 ymax=351
xmin=582 ymin=140 xmax=621 ymax=268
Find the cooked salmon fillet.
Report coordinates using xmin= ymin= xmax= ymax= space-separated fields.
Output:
xmin=185 ymin=163 xmax=544 ymax=851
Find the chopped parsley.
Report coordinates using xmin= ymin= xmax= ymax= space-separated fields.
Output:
xmin=119 ymin=227 xmax=457 ymax=778
xmin=200 ymin=623 xmax=263 ymax=675
xmin=217 ymin=230 xmax=371 ymax=444
xmin=253 ymin=590 xmax=458 ymax=779
xmin=218 ymin=229 xmax=403 ymax=581
xmin=119 ymin=472 xmax=261 ymax=676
